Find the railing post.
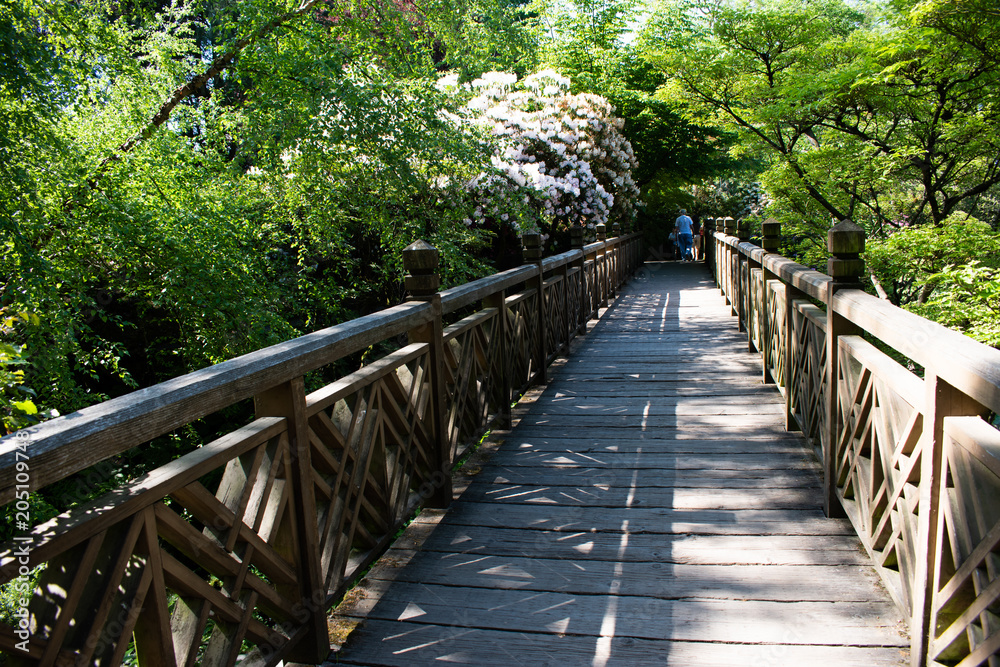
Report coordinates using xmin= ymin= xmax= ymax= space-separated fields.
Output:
xmin=253 ymin=379 xmax=327 ymax=662
xmin=571 ymin=225 xmax=588 ymax=335
xmin=482 ymin=284 xmax=511 ymax=428
xmin=910 ymin=377 xmax=985 ymax=665
xmin=523 ymin=232 xmax=548 ymax=384
xmin=403 ymin=240 xmax=452 ymax=508
xmin=597 ymin=223 xmax=608 ymax=307
xmin=736 ymin=220 xmax=750 ymax=333
xmin=823 ymin=220 xmax=865 ymax=519
xmin=612 ymin=223 xmax=622 ymax=292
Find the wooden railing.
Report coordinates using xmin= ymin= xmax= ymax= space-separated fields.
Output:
xmin=0 ymin=227 xmax=643 ymax=666
xmin=707 ymin=215 xmax=1000 ymax=667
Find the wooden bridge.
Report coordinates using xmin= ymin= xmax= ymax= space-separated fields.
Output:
xmin=2 ymin=221 xmax=1000 ymax=666
xmin=329 ymin=258 xmax=909 ymax=666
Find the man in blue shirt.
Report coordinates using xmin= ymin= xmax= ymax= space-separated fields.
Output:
xmin=675 ymin=209 xmax=694 ymax=261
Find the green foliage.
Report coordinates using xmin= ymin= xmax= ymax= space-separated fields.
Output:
xmin=865 ymin=214 xmax=1000 ymax=304
xmin=0 ymin=0 xmax=537 ymax=428
xmin=642 ymin=0 xmax=1000 ymax=234
xmin=865 ymin=214 xmax=1000 ymax=345
xmin=0 ymin=310 xmax=46 ymax=434
xmin=909 ymin=263 xmax=1000 ymax=348
xmin=534 ymin=0 xmax=737 ymax=234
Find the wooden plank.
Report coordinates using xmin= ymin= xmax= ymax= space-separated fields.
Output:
xmin=524 ymin=400 xmax=786 ymax=416
xmin=457 ymin=482 xmax=822 ymax=510
xmin=394 ymin=524 xmax=869 ymax=565
xmin=486 ymin=437 xmax=813 ymax=455
xmin=538 ymin=384 xmax=779 ymax=397
xmin=507 ymin=424 xmax=808 ymax=440
xmin=471 ymin=466 xmax=822 ymax=488
xmin=338 ymin=581 xmax=906 ymax=646
xmin=332 ymin=620 xmax=908 ymax=666
xmin=481 ymin=451 xmax=816 ymax=471
xmin=415 ymin=501 xmax=854 ymax=536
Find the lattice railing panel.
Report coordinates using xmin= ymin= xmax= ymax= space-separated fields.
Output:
xmin=789 ymin=300 xmax=827 ymax=456
xmin=505 ymin=290 xmax=540 ymax=395
xmin=566 ymin=267 xmax=583 ymax=338
xmin=738 ymin=256 xmax=749 ymax=331
xmin=305 ymin=343 xmax=436 ymax=595
xmin=583 ymin=260 xmax=597 ymax=321
xmin=766 ymin=280 xmax=787 ymax=391
xmin=543 ymin=274 xmax=566 ymax=363
xmin=835 ymin=335 xmax=926 ymax=615
xmin=931 ymin=417 xmax=1000 ymax=666
xmin=443 ymin=309 xmax=502 ymax=462
xmin=750 ymin=268 xmax=764 ymax=352
xmin=0 ymin=418 xmax=300 ymax=665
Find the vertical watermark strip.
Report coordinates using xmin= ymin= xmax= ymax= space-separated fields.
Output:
xmin=11 ymin=428 xmax=34 ymax=652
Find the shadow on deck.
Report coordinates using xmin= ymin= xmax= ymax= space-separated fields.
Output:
xmin=328 ymin=261 xmax=910 ymax=667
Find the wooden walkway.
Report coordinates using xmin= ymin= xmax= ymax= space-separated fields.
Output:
xmin=329 ymin=261 xmax=910 ymax=666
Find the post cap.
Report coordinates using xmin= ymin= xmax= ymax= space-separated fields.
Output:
xmin=761 ymin=219 xmax=780 ymax=251
xmin=402 ymin=240 xmax=439 ymax=271
xmin=828 ymin=220 xmax=865 ymax=256
xmin=403 ymin=240 xmax=439 ymax=297
xmin=522 ymin=232 xmax=543 ymax=261
xmin=737 ymin=220 xmax=751 ymax=241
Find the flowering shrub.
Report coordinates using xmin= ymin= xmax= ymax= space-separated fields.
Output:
xmin=458 ymin=70 xmax=641 ymax=238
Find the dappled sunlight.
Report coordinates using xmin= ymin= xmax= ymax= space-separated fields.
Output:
xmin=332 ymin=262 xmax=909 ymax=666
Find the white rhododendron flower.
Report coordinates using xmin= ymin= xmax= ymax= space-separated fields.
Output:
xmin=460 ymin=71 xmax=640 ymax=236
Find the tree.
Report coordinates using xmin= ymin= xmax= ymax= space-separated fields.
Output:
xmin=536 ymin=0 xmax=738 ymax=232
xmin=865 ymin=213 xmax=1000 ymax=345
xmin=643 ymin=0 xmax=1000 ymax=236
xmin=0 ymin=0 xmax=536 ymax=426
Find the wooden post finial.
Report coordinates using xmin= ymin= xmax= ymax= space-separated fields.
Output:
xmin=403 ymin=239 xmax=440 ymax=299
xmin=522 ymin=232 xmax=543 ymax=262
xmin=737 ymin=219 xmax=751 ymax=242
xmin=612 ymin=222 xmax=621 ymax=237
xmin=596 ymin=223 xmax=607 ymax=243
xmin=723 ymin=217 xmax=737 ymax=236
xmin=827 ymin=219 xmax=865 ymax=285
xmin=570 ymin=225 xmax=585 ymax=249
xmin=762 ymin=218 xmax=780 ymax=253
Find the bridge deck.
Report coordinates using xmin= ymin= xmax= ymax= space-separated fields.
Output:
xmin=329 ymin=261 xmax=909 ymax=666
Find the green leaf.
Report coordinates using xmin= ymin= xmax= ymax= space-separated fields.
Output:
xmin=12 ymin=399 xmax=38 ymax=415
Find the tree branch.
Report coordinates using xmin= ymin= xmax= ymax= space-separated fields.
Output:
xmin=92 ymin=0 xmax=322 ymax=178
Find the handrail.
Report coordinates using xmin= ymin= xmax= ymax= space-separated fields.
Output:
xmin=0 ymin=230 xmax=643 ymax=665
xmin=706 ymin=216 xmax=1000 ymax=667
xmin=0 ymin=301 xmax=435 ymax=503
xmin=831 ymin=290 xmax=1000 ymax=411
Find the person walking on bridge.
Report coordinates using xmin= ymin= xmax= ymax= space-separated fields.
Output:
xmin=675 ymin=209 xmax=694 ymax=261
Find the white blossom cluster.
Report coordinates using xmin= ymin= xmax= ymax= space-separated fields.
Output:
xmin=462 ymin=70 xmax=641 ymax=235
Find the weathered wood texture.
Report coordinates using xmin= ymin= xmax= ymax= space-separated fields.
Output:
xmin=331 ymin=261 xmax=909 ymax=666
xmin=712 ymin=225 xmax=1000 ymax=667
xmin=0 ymin=235 xmax=643 ymax=666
